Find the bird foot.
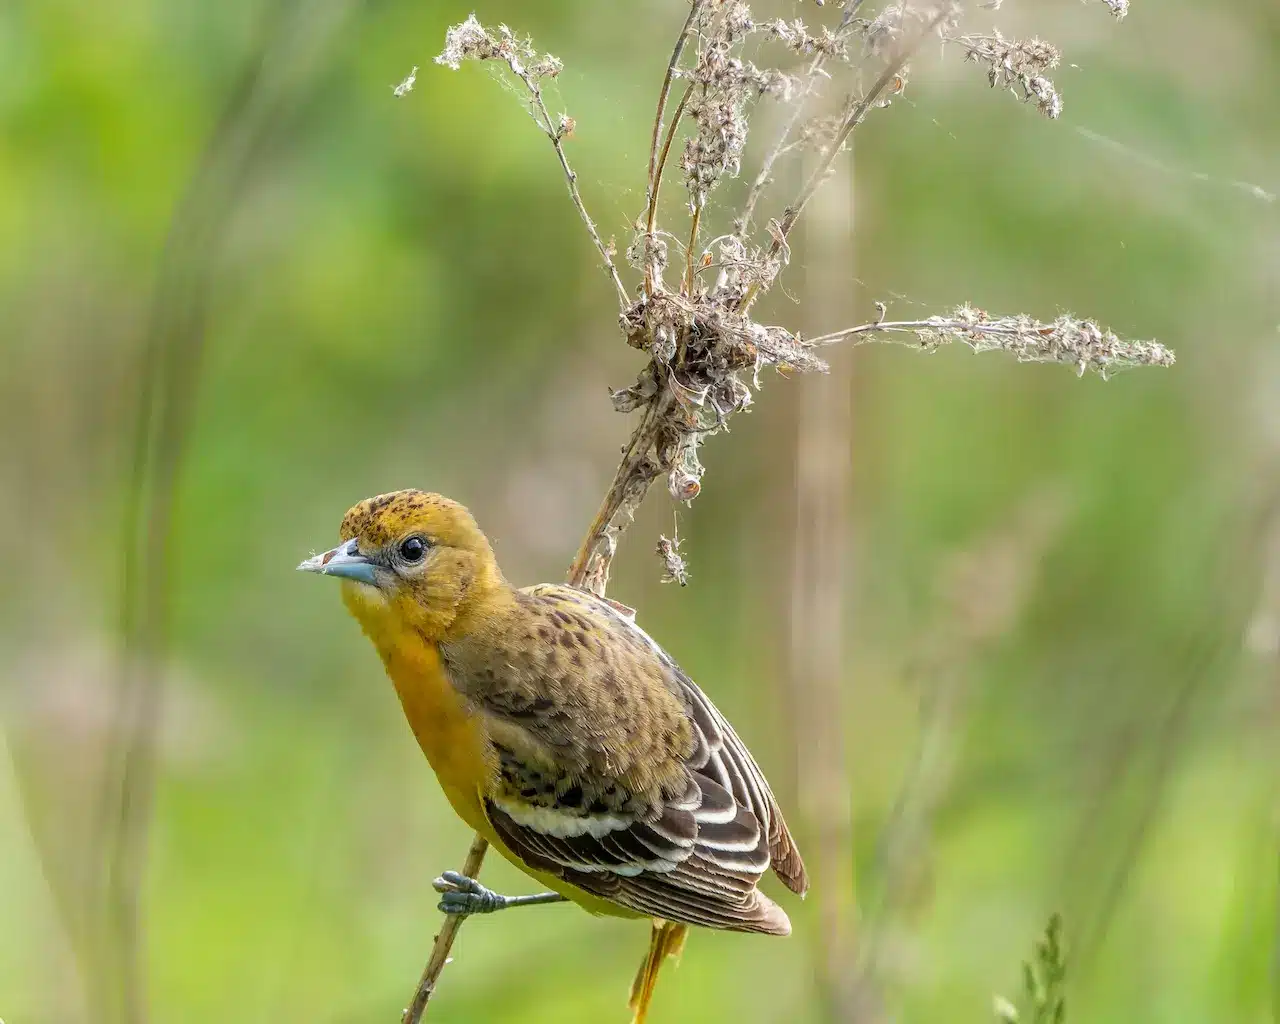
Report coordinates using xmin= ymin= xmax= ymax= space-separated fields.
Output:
xmin=432 ymin=870 xmax=566 ymax=916
xmin=433 ymin=871 xmax=509 ymax=915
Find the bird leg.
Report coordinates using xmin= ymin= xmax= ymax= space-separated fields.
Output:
xmin=629 ymin=919 xmax=689 ymax=1024
xmin=432 ymin=870 xmax=567 ymax=916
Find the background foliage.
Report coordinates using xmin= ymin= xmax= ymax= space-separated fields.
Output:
xmin=2 ymin=1 xmax=1277 ymax=1022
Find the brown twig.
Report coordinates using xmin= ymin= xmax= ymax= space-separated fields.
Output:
xmin=529 ymin=83 xmax=629 ymax=308
xmin=400 ymin=833 xmax=491 ymax=1023
xmin=644 ymin=83 xmax=693 ymax=290
xmin=567 ymin=392 xmax=672 ymax=595
xmin=646 ymin=0 xmax=704 ymax=209
xmin=524 ymin=81 xmax=629 ymax=305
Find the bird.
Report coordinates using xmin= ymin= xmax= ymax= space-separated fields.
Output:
xmin=298 ymin=489 xmax=807 ymax=1021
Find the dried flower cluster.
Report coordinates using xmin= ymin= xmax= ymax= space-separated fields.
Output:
xmin=435 ymin=14 xmax=563 ymax=81
xmin=681 ymin=49 xmax=801 ymax=201
xmin=953 ymin=30 xmax=1063 ymax=118
xmin=766 ymin=18 xmax=850 ymax=60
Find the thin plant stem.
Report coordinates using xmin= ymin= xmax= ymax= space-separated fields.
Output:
xmin=97 ymin=4 xmax=345 ymax=1018
xmin=647 ymin=84 xmax=693 ymax=279
xmin=567 ymin=392 xmax=671 ymax=594
xmin=684 ymin=203 xmax=702 ymax=295
xmin=741 ymin=10 xmax=947 ymax=314
xmin=734 ymin=1 xmax=865 ymax=241
xmin=644 ymin=2 xmax=707 ymax=296
xmin=401 ymin=834 xmax=491 ymax=1023
xmin=527 ymin=83 xmax=629 ymax=307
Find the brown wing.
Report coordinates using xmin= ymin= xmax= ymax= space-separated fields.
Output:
xmin=450 ymin=583 xmax=806 ymax=934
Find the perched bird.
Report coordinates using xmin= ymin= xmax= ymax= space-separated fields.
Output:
xmin=299 ymin=490 xmax=807 ymax=1021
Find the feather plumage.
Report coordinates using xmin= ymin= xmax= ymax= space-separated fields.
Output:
xmin=441 ymin=582 xmax=807 ymax=935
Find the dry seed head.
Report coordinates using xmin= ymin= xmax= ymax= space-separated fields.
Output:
xmin=766 ymin=19 xmax=849 ymax=60
xmin=435 ymin=14 xmax=562 ymax=82
xmin=656 ymin=532 xmax=690 ymax=586
xmin=434 ymin=14 xmax=494 ymax=69
xmin=723 ymin=1 xmax=755 ymax=41
xmin=393 ymin=65 xmax=418 ymax=97
xmin=626 ymin=230 xmax=669 ymax=282
xmin=863 ymin=2 xmax=913 ymax=56
xmin=669 ymin=470 xmax=702 ymax=502
xmin=955 ymin=31 xmax=1064 ymax=118
xmin=1096 ymin=0 xmax=1130 ymax=18
xmin=912 ymin=305 xmax=1175 ymax=376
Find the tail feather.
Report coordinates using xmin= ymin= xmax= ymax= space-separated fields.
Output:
xmin=769 ymin=813 xmax=809 ymax=897
xmin=750 ymin=891 xmax=793 ymax=936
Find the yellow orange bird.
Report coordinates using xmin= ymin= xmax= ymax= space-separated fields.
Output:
xmin=299 ymin=490 xmax=807 ymax=1021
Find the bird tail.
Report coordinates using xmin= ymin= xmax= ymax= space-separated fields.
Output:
xmin=628 ymin=919 xmax=688 ymax=1024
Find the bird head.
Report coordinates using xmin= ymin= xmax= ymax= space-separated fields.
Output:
xmin=298 ymin=490 xmax=503 ymax=642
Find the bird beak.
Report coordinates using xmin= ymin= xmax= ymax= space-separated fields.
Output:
xmin=297 ymin=538 xmax=378 ymax=585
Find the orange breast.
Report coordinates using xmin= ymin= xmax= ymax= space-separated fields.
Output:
xmin=379 ymin=631 xmax=494 ymax=837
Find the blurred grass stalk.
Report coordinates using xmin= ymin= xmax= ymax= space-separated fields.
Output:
xmin=854 ymin=490 xmax=1068 ymax=1018
xmin=89 ymin=3 xmax=355 ymax=1022
xmin=789 ymin=157 xmax=857 ymax=1017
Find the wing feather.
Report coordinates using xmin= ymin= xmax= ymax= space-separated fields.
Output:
xmin=455 ymin=584 xmax=807 ymax=933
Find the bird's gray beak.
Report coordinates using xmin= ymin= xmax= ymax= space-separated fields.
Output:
xmin=297 ymin=538 xmax=378 ymax=585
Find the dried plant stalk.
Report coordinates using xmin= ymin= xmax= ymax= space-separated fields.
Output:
xmin=400 ymin=834 xmax=490 ymax=1022
xmin=97 ymin=9 xmax=353 ymax=1023
xmin=809 ymin=307 xmax=1175 ymax=378
xmin=406 ymin=1 xmax=1165 ymax=1016
xmin=852 ymin=491 xmax=1069 ymax=1012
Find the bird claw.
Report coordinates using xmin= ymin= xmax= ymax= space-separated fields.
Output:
xmin=433 ymin=871 xmax=507 ymax=915
xmin=432 ymin=869 xmax=479 ymax=894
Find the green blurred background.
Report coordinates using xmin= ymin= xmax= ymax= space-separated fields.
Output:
xmin=2 ymin=0 xmax=1278 ymax=1021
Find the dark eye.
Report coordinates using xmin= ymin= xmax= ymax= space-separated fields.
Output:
xmin=399 ymin=536 xmax=428 ymax=563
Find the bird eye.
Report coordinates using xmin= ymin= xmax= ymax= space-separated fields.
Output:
xmin=399 ymin=536 xmax=428 ymax=563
